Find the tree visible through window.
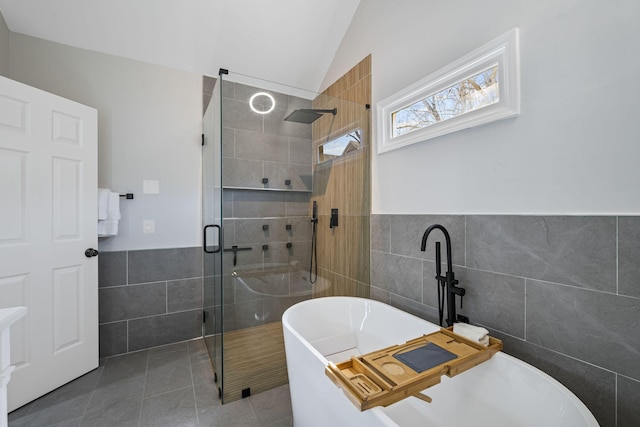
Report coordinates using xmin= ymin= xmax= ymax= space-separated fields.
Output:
xmin=391 ymin=65 xmax=499 ymax=138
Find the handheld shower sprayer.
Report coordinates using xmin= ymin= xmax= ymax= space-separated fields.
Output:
xmin=310 ymin=201 xmax=318 ymax=284
xmin=312 ymin=200 xmax=318 ymax=223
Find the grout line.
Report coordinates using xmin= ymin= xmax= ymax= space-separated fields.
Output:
xmin=523 ymin=279 xmax=527 ymax=341
xmin=137 ymin=351 xmax=150 ymax=427
xmin=615 ymin=374 xmax=618 ymax=427
xmin=187 ymin=341 xmax=201 ymax=425
xmin=372 ymin=248 xmax=468 ymax=271
xmin=617 ymin=372 xmax=640 ymax=383
xmin=442 ymin=261 xmax=638 ymax=300
xmin=103 ymin=279 xmax=200 ymax=289
xmin=420 ymin=259 xmax=425 ymax=305
xmin=526 ymin=277 xmax=640 ymax=300
xmin=616 ymin=216 xmax=619 ymax=295
xmin=486 ymin=325 xmax=626 ymax=378
xmin=387 ymin=216 xmax=392 ymax=253
xmin=232 ymin=127 xmax=236 ymax=158
xmin=100 ymin=308 xmax=203 ymax=326
xmin=464 ymin=215 xmax=467 ymax=267
xmin=78 ymin=360 xmax=106 ymax=423
xmin=245 ymin=392 xmax=260 ymax=424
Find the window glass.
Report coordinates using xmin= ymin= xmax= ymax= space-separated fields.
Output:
xmin=392 ymin=66 xmax=499 ymax=138
xmin=318 ymin=129 xmax=361 ymax=163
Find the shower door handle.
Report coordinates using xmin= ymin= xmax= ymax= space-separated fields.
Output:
xmin=203 ymin=224 xmax=222 ymax=254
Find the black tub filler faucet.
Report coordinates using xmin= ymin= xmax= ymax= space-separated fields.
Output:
xmin=420 ymin=224 xmax=466 ymax=327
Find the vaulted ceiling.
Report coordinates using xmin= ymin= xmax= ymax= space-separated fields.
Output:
xmin=0 ymin=0 xmax=361 ymax=93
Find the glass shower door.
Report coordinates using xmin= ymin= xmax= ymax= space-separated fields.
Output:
xmin=202 ymin=68 xmax=370 ymax=404
xmin=202 ymin=77 xmax=224 ymax=399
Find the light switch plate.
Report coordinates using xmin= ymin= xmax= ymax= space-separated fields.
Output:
xmin=143 ymin=219 xmax=155 ymax=233
xmin=143 ymin=180 xmax=160 ymax=194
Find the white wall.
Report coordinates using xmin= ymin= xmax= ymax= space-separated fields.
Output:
xmin=9 ymin=33 xmax=202 ymax=251
xmin=0 ymin=10 xmax=9 ymax=76
xmin=323 ymin=0 xmax=640 ymax=215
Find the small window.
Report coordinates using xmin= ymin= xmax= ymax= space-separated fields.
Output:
xmin=318 ymin=129 xmax=362 ymax=163
xmin=391 ymin=65 xmax=499 ymax=138
xmin=377 ymin=29 xmax=520 ymax=153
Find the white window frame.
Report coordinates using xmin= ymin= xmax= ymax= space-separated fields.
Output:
xmin=377 ymin=28 xmax=520 ymax=154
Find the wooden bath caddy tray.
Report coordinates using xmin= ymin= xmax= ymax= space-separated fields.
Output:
xmin=325 ymin=327 xmax=503 ymax=411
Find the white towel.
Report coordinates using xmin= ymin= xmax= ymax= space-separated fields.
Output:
xmin=98 ymin=191 xmax=120 ymax=237
xmin=98 ymin=188 xmax=110 ymax=220
xmin=98 ymin=220 xmax=119 ymax=237
xmin=107 ymin=192 xmax=121 ymax=221
xmin=453 ymin=322 xmax=490 ymax=347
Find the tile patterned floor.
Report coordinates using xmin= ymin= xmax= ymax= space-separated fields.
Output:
xmin=8 ymin=339 xmax=293 ymax=427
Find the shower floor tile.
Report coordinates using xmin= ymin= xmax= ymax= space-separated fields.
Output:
xmin=8 ymin=338 xmax=293 ymax=427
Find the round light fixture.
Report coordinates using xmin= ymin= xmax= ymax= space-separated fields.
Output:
xmin=249 ymin=92 xmax=275 ymax=115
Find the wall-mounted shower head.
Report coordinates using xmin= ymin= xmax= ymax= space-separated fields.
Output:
xmin=283 ymin=108 xmax=337 ymax=124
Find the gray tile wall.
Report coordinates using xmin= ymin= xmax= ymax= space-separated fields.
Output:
xmin=204 ymin=80 xmax=315 ymax=335
xmin=215 ymin=189 xmax=313 ymax=333
xmin=98 ymin=247 xmax=203 ymax=357
xmin=221 ymin=80 xmax=312 ymax=191
xmin=371 ymin=214 xmax=640 ymax=427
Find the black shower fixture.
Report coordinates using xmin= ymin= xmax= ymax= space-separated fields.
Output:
xmin=283 ymin=108 xmax=337 ymax=124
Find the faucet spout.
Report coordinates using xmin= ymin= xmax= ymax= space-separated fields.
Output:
xmin=421 ymin=224 xmax=466 ymax=327
xmin=421 ymin=224 xmax=453 ymax=273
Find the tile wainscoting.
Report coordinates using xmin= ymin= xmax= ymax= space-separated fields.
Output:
xmin=371 ymin=214 xmax=640 ymax=427
xmin=98 ymin=247 xmax=203 ymax=357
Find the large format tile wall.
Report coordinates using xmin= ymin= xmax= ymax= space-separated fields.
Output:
xmin=217 ymin=79 xmax=314 ymax=332
xmin=221 ymin=79 xmax=313 ymax=192
xmin=371 ymin=214 xmax=640 ymax=427
xmin=216 ymin=191 xmax=313 ymax=332
xmin=98 ymin=247 xmax=203 ymax=358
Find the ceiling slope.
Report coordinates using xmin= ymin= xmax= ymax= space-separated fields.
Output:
xmin=0 ymin=0 xmax=361 ymax=93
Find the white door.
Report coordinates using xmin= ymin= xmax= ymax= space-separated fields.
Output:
xmin=0 ymin=75 xmax=98 ymax=411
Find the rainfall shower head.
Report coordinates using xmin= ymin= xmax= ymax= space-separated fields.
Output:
xmin=283 ymin=108 xmax=337 ymax=124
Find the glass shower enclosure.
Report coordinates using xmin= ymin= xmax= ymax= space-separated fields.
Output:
xmin=202 ymin=69 xmax=370 ymax=403
xmin=202 ymin=75 xmax=223 ymax=397
xmin=202 ymin=70 xmax=318 ymax=403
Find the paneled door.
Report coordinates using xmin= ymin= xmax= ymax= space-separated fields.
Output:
xmin=0 ymin=75 xmax=98 ymax=411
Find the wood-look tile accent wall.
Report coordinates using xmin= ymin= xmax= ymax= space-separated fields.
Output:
xmin=311 ymin=55 xmax=372 ymax=298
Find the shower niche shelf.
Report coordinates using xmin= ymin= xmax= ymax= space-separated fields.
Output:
xmin=223 ymin=186 xmax=312 ymax=193
xmin=325 ymin=327 xmax=503 ymax=411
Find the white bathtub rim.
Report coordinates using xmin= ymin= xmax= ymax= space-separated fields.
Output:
xmin=282 ymin=303 xmax=329 ymax=364
xmin=282 ymin=296 xmax=599 ymax=426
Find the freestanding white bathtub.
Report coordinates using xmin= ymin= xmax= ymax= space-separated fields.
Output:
xmin=282 ymin=297 xmax=599 ymax=427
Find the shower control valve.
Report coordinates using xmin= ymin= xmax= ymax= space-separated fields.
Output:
xmin=330 ymin=208 xmax=339 ymax=228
